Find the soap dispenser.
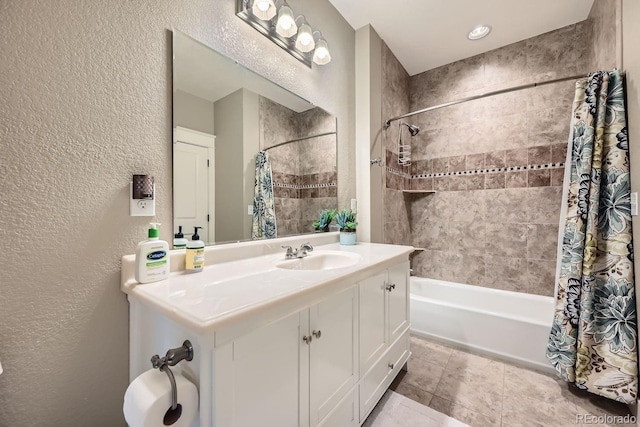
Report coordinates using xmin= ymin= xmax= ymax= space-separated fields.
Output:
xmin=173 ymin=226 xmax=188 ymax=249
xmin=185 ymin=226 xmax=205 ymax=273
xmin=135 ymin=222 xmax=170 ymax=283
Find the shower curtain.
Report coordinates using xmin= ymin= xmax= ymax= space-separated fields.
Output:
xmin=546 ymin=70 xmax=637 ymax=403
xmin=251 ymin=150 xmax=277 ymax=240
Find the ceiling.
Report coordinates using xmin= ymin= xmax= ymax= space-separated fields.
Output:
xmin=328 ymin=0 xmax=595 ymax=76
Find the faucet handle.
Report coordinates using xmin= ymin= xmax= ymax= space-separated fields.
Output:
xmin=297 ymin=242 xmax=313 ymax=257
xmin=282 ymin=245 xmax=296 ymax=258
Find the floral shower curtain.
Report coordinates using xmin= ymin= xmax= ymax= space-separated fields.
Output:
xmin=547 ymin=70 xmax=637 ymax=403
xmin=251 ymin=150 xmax=277 ymax=240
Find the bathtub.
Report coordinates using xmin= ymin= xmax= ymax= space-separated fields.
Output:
xmin=410 ymin=277 xmax=556 ymax=373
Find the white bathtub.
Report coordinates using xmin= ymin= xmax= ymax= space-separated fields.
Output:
xmin=410 ymin=277 xmax=556 ymax=373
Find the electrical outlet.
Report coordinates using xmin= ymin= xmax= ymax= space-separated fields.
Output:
xmin=248 ymin=205 xmax=254 ymax=215
xmin=130 ymin=182 xmax=156 ymax=216
xmin=631 ymin=192 xmax=638 ymax=216
xmin=351 ymin=199 xmax=357 ymax=211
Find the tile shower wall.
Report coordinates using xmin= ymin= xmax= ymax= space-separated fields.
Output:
xmin=260 ymin=97 xmax=337 ymax=236
xmin=385 ymin=16 xmax=616 ymax=296
xmin=382 ymin=42 xmax=412 ymax=246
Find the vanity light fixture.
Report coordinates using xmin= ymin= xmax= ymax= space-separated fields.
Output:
xmin=468 ymin=24 xmax=491 ymax=40
xmin=236 ymin=0 xmax=331 ymax=67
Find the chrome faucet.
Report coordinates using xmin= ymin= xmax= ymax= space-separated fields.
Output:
xmin=282 ymin=243 xmax=314 ymax=259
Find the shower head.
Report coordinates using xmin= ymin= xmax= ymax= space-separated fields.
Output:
xmin=400 ymin=122 xmax=420 ymax=136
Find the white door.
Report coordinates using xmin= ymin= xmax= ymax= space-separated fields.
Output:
xmin=173 ymin=142 xmax=210 ymax=241
xmin=387 ymin=261 xmax=410 ymax=344
xmin=309 ymin=287 xmax=356 ymax=427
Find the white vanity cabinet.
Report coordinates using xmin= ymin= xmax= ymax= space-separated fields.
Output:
xmin=214 ymin=286 xmax=358 ymax=427
xmin=122 ymin=239 xmax=413 ymax=427
xmin=358 ymin=261 xmax=410 ymax=422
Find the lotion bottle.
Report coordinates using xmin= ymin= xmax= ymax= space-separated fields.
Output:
xmin=135 ymin=222 xmax=170 ymax=283
xmin=173 ymin=225 xmax=188 ymax=249
xmin=185 ymin=226 xmax=205 ymax=273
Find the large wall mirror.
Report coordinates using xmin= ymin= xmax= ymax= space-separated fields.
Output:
xmin=172 ymin=30 xmax=338 ymax=245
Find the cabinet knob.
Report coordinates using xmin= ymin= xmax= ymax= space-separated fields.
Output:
xmin=302 ymin=335 xmax=313 ymax=344
xmin=386 ymin=283 xmax=396 ymax=292
xmin=312 ymin=330 xmax=322 ymax=339
xmin=388 ymin=363 xmax=395 ymax=370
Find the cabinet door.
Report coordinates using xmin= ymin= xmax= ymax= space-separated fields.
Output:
xmin=359 ymin=271 xmax=387 ymax=376
xmin=317 ymin=389 xmax=357 ymax=427
xmin=310 ymin=287 xmax=357 ymax=426
xmin=387 ymin=261 xmax=410 ymax=344
xmin=224 ymin=311 xmax=308 ymax=427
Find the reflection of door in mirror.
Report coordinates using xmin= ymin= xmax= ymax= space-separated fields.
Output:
xmin=173 ymin=127 xmax=215 ymax=244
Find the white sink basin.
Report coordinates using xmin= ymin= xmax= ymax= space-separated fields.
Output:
xmin=275 ymin=251 xmax=361 ymax=271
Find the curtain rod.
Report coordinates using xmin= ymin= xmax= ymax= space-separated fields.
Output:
xmin=383 ymin=73 xmax=618 ymax=129
xmin=264 ymin=131 xmax=337 ymax=151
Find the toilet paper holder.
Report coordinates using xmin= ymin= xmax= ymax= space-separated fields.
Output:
xmin=150 ymin=340 xmax=194 ymax=414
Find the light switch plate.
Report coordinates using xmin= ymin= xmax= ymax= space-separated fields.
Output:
xmin=130 ymin=183 xmax=156 ymax=216
xmin=248 ymin=205 xmax=254 ymax=215
xmin=351 ymin=198 xmax=357 ymax=211
xmin=631 ymin=192 xmax=638 ymax=216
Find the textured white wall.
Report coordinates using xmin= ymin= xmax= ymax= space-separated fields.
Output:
xmin=0 ymin=0 xmax=355 ymax=425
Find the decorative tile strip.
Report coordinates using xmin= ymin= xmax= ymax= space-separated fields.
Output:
xmin=273 ymin=182 xmax=337 ymax=189
xmin=410 ymin=163 xmax=564 ymax=179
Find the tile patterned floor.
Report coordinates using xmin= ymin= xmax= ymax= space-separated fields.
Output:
xmin=364 ymin=390 xmax=470 ymax=427
xmin=388 ymin=336 xmax=635 ymax=427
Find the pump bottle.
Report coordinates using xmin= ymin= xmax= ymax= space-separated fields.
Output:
xmin=135 ymin=222 xmax=170 ymax=283
xmin=173 ymin=225 xmax=188 ymax=249
xmin=185 ymin=226 xmax=205 ymax=272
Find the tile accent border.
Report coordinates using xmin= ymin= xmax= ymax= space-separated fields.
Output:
xmin=272 ymin=171 xmax=337 ymax=199
xmin=411 ymin=162 xmax=565 ymax=179
xmin=385 ymin=143 xmax=567 ymax=191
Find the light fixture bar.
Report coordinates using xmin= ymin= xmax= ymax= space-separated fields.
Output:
xmin=236 ymin=0 xmax=330 ymax=68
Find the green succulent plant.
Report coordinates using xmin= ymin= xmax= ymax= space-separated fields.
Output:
xmin=335 ymin=209 xmax=357 ymax=232
xmin=312 ymin=208 xmax=336 ymax=231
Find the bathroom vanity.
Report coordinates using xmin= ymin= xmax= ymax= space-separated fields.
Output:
xmin=121 ymin=233 xmax=412 ymax=427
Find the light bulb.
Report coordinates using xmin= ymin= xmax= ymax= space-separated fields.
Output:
xmin=313 ymin=38 xmax=331 ymax=65
xmin=276 ymin=5 xmax=297 ymax=38
xmin=295 ymin=22 xmax=315 ymax=52
xmin=300 ymin=32 xmax=312 ymax=46
xmin=252 ymin=0 xmax=276 ymax=20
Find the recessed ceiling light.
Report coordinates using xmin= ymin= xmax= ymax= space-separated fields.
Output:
xmin=468 ymin=24 xmax=491 ymax=40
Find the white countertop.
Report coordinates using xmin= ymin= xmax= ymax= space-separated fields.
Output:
xmin=122 ymin=241 xmax=413 ymax=335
